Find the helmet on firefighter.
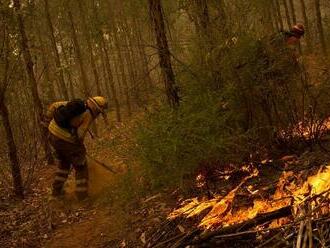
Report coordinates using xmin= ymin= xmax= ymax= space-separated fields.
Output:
xmin=290 ymin=24 xmax=305 ymax=37
xmin=86 ymin=96 xmax=108 ymax=115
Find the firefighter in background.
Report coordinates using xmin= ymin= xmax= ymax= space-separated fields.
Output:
xmin=46 ymin=96 xmax=108 ymax=200
xmin=284 ymin=24 xmax=305 ymax=46
xmin=270 ymin=23 xmax=305 ymax=50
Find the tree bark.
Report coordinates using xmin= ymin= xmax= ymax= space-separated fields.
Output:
xmin=0 ymin=26 xmax=24 ymax=198
xmin=270 ymin=0 xmax=280 ymax=31
xmin=314 ymin=0 xmax=327 ymax=56
xmin=194 ymin=0 xmax=211 ymax=42
xmin=0 ymin=101 xmax=24 ymax=198
xmin=134 ymin=19 xmax=153 ymax=91
xmin=76 ymin=0 xmax=102 ymax=96
xmin=112 ymin=51 xmax=124 ymax=97
xmin=148 ymin=0 xmax=180 ymax=108
xmin=282 ymin=0 xmax=292 ymax=28
xmin=37 ymin=28 xmax=56 ymax=103
xmin=263 ymin=4 xmax=276 ymax=33
xmin=113 ymin=28 xmax=132 ymax=116
xmin=68 ymin=10 xmax=90 ymax=97
xmin=101 ymin=37 xmax=121 ymax=122
xmin=58 ymin=32 xmax=75 ymax=99
xmin=274 ymin=0 xmax=284 ymax=30
xmin=44 ymin=0 xmax=69 ymax=100
xmin=121 ymin=24 xmax=140 ymax=106
xmin=13 ymin=0 xmax=53 ymax=164
xmin=299 ymin=0 xmax=312 ymax=53
xmin=288 ymin=0 xmax=296 ymax=24
xmin=99 ymin=46 xmax=112 ymax=100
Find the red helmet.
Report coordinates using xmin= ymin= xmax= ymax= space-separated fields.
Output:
xmin=291 ymin=24 xmax=304 ymax=37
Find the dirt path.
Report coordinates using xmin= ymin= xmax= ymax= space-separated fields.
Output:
xmin=44 ymin=155 xmax=128 ymax=248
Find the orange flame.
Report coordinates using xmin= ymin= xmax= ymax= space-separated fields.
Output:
xmin=169 ymin=164 xmax=330 ymax=230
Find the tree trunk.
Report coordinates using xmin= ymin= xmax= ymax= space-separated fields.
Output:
xmin=44 ymin=0 xmax=69 ymax=100
xmin=148 ymin=0 xmax=180 ymax=108
xmin=0 ymin=27 xmax=24 ymax=198
xmin=101 ymin=37 xmax=121 ymax=122
xmin=37 ymin=28 xmax=56 ymax=103
xmin=134 ymin=19 xmax=153 ymax=91
xmin=282 ymin=0 xmax=292 ymax=28
xmin=288 ymin=0 xmax=296 ymax=24
xmin=99 ymin=47 xmax=112 ymax=100
xmin=194 ymin=0 xmax=211 ymax=42
xmin=263 ymin=4 xmax=276 ymax=33
xmin=274 ymin=0 xmax=284 ymax=30
xmin=68 ymin=10 xmax=90 ymax=97
xmin=76 ymin=0 xmax=102 ymax=96
xmin=121 ymin=26 xmax=140 ymax=106
xmin=314 ymin=0 xmax=327 ymax=56
xmin=299 ymin=0 xmax=312 ymax=53
xmin=112 ymin=52 xmax=124 ymax=97
xmin=58 ymin=32 xmax=75 ymax=99
xmin=0 ymin=101 xmax=24 ymax=198
xmin=13 ymin=0 xmax=53 ymax=165
xmin=270 ymin=0 xmax=280 ymax=31
xmin=113 ymin=29 xmax=132 ymax=116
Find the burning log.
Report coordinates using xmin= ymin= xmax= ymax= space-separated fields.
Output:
xmin=190 ymin=205 xmax=292 ymax=246
xmin=166 ymin=206 xmax=292 ymax=248
xmin=160 ymin=163 xmax=330 ymax=248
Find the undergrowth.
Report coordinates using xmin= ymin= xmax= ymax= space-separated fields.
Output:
xmin=103 ymin=34 xmax=330 ymax=200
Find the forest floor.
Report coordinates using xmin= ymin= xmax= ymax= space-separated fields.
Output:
xmin=0 ymin=115 xmax=175 ymax=248
xmin=1 ymin=115 xmax=330 ymax=248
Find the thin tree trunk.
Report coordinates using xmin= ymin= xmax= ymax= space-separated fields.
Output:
xmin=314 ymin=0 xmax=327 ymax=56
xmin=120 ymin=18 xmax=141 ymax=105
xmin=13 ymin=0 xmax=53 ymax=164
xmin=57 ymin=32 xmax=75 ymax=99
xmin=134 ymin=19 xmax=153 ymax=90
xmin=76 ymin=0 xmax=102 ymax=96
xmin=0 ymin=28 xmax=24 ymax=198
xmin=44 ymin=0 xmax=69 ymax=100
xmin=194 ymin=0 xmax=211 ymax=43
xmin=121 ymin=28 xmax=139 ymax=106
xmin=0 ymin=102 xmax=24 ymax=198
xmin=101 ymin=37 xmax=121 ymax=122
xmin=263 ymin=4 xmax=276 ymax=33
xmin=274 ymin=0 xmax=284 ymax=30
xmin=37 ymin=29 xmax=55 ymax=103
xmin=113 ymin=29 xmax=132 ymax=116
xmin=112 ymin=53 xmax=124 ymax=97
xmin=282 ymin=0 xmax=292 ymax=28
xmin=68 ymin=10 xmax=90 ymax=97
xmin=299 ymin=0 xmax=312 ymax=52
xmin=288 ymin=0 xmax=296 ymax=24
xmin=270 ymin=0 xmax=280 ymax=32
xmin=148 ymin=0 xmax=180 ymax=108
xmin=99 ymin=47 xmax=112 ymax=100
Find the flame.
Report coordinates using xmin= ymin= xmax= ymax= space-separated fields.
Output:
xmin=169 ymin=164 xmax=330 ymax=230
xmin=281 ymin=117 xmax=330 ymax=140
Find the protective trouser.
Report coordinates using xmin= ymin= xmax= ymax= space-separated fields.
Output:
xmin=49 ymin=133 xmax=89 ymax=200
xmin=73 ymin=163 xmax=89 ymax=200
xmin=52 ymin=162 xmax=70 ymax=196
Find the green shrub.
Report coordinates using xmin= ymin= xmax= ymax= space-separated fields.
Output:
xmin=134 ymin=80 xmax=252 ymax=191
xmin=134 ymin=33 xmax=329 ymax=192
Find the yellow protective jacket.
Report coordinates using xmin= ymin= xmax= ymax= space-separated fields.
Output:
xmin=47 ymin=101 xmax=94 ymax=143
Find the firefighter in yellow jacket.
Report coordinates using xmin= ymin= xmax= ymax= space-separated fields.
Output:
xmin=46 ymin=96 xmax=108 ymax=200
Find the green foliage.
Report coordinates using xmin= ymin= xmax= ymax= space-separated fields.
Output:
xmin=133 ymin=31 xmax=330 ymax=192
xmin=134 ymin=81 xmax=251 ymax=191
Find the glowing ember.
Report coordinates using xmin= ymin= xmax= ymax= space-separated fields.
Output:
xmin=196 ymin=173 xmax=206 ymax=188
xmin=169 ymin=164 xmax=330 ymax=230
